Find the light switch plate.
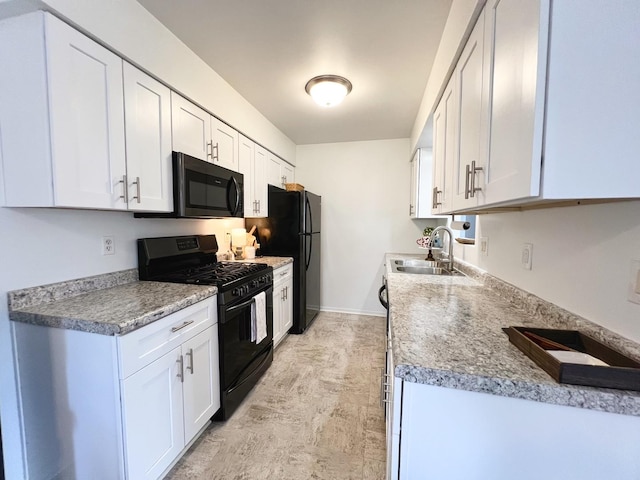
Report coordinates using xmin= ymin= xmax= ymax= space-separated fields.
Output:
xmin=628 ymin=259 xmax=640 ymax=305
xmin=479 ymin=237 xmax=489 ymax=256
xmin=521 ymin=243 xmax=533 ymax=270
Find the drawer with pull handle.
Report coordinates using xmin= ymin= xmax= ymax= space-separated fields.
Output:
xmin=274 ymin=263 xmax=293 ymax=282
xmin=117 ymin=297 xmax=217 ymax=379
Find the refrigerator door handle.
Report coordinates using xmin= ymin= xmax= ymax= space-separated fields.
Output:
xmin=305 ymin=195 xmax=313 ymax=234
xmin=305 ymin=233 xmax=313 ymax=270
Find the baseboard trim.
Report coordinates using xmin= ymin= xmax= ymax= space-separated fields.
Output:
xmin=319 ymin=307 xmax=385 ymax=318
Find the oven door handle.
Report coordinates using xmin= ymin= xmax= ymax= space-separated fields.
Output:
xmin=227 ymin=296 xmax=256 ymax=313
xmin=378 ymin=284 xmax=388 ymax=310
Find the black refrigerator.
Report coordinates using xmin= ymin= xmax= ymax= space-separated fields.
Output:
xmin=246 ymin=185 xmax=321 ymax=334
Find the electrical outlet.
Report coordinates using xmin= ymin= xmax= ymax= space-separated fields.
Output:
xmin=521 ymin=243 xmax=533 ymax=270
xmin=479 ymin=237 xmax=489 ymax=256
xmin=102 ymin=236 xmax=115 ymax=255
xmin=628 ymin=259 xmax=640 ymax=305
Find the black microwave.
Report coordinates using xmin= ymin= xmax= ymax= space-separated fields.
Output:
xmin=136 ymin=152 xmax=244 ymax=218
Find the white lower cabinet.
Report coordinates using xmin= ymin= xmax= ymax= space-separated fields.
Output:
xmin=13 ymin=296 xmax=219 ymax=480
xmin=272 ymin=263 xmax=293 ymax=347
xmin=389 ymin=380 xmax=640 ymax=480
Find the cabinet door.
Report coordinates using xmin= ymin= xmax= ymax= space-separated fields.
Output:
xmin=211 ymin=117 xmax=239 ymax=172
xmin=266 ymin=153 xmax=283 ymax=187
xmin=45 ymin=14 xmax=127 ymax=209
xmin=452 ymin=10 xmax=487 ymax=211
xmin=282 ymin=277 xmax=293 ymax=333
xmin=281 ymin=162 xmax=295 ymax=186
xmin=432 ymin=76 xmax=456 ymax=215
xmin=239 ymin=134 xmax=256 ymax=215
xmin=182 ymin=326 xmax=220 ymax=442
xmin=272 ymin=281 xmax=284 ymax=346
xmin=409 ymin=151 xmax=418 ymax=218
xmin=483 ymin=0 xmax=548 ymax=205
xmin=171 ymin=92 xmax=212 ymax=161
xmin=121 ymin=347 xmax=184 ymax=480
xmin=123 ymin=63 xmax=173 ymax=212
xmin=253 ymin=144 xmax=268 ymax=216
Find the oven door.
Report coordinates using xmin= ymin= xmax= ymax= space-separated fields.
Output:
xmin=219 ymin=286 xmax=273 ymax=390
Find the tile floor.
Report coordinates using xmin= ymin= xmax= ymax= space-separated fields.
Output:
xmin=165 ymin=312 xmax=387 ymax=480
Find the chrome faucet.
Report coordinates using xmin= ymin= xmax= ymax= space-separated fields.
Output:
xmin=429 ymin=226 xmax=454 ymax=271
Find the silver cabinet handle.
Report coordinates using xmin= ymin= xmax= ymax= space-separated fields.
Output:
xmin=186 ymin=348 xmax=194 ymax=374
xmin=281 ymin=288 xmax=285 ymax=301
xmin=470 ymin=160 xmax=483 ymax=198
xmin=432 ymin=186 xmax=442 ymax=207
xmin=119 ymin=175 xmax=128 ymax=201
xmin=213 ymin=143 xmax=219 ymax=162
xmin=379 ymin=368 xmax=386 ymax=408
xmin=409 ymin=204 xmax=414 ymax=216
xmin=465 ymin=164 xmax=471 ymax=199
xmin=132 ymin=176 xmax=141 ymax=203
xmin=177 ymin=355 xmax=184 ymax=383
xmin=257 ymin=200 xmax=261 ymax=213
xmin=207 ymin=141 xmax=213 ymax=160
xmin=284 ymin=286 xmax=288 ymax=300
xmin=170 ymin=320 xmax=194 ymax=333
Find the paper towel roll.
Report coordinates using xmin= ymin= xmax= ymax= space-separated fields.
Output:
xmin=450 ymin=221 xmax=471 ymax=230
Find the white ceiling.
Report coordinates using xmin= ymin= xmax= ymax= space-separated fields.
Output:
xmin=137 ymin=0 xmax=452 ymax=146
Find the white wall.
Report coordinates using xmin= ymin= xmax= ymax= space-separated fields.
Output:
xmin=453 ymin=201 xmax=640 ymax=343
xmin=0 ymin=209 xmax=242 ymax=479
xmin=296 ymin=139 xmax=444 ymax=316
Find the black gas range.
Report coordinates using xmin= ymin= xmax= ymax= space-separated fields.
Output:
xmin=137 ymin=234 xmax=274 ymax=420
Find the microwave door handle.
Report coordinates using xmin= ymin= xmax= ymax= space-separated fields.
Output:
xmin=227 ymin=176 xmax=241 ymax=216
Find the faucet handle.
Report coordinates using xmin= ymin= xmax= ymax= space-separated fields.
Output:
xmin=425 ymin=249 xmax=435 ymax=261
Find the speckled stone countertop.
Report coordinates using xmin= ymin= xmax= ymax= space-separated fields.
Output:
xmin=233 ymin=256 xmax=293 ymax=269
xmin=8 ymin=270 xmax=217 ymax=336
xmin=385 ymin=253 xmax=640 ymax=416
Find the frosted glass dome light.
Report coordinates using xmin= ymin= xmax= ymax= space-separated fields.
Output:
xmin=305 ymin=75 xmax=352 ymax=107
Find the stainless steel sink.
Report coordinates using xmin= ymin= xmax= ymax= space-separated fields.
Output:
xmin=393 ymin=259 xmax=440 ymax=268
xmin=390 ymin=258 xmax=462 ymax=276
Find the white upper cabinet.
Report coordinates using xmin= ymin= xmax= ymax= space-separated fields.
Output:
xmin=123 ymin=63 xmax=173 ymax=212
xmin=482 ymin=0 xmax=548 ymax=205
xmin=239 ymin=136 xmax=268 ymax=217
xmin=266 ymin=152 xmax=295 ymax=189
xmin=266 ymin=154 xmax=282 ymax=187
xmin=210 ymin=117 xmax=239 ymax=171
xmin=430 ymin=0 xmax=640 ymax=213
xmin=252 ymin=144 xmax=268 ymax=217
xmin=0 ymin=12 xmax=126 ymax=209
xmin=410 ymin=148 xmax=444 ymax=218
xmin=451 ymin=8 xmax=489 ymax=211
xmin=171 ymin=93 xmax=239 ymax=172
xmin=171 ymin=92 xmax=212 ymax=162
xmin=281 ymin=161 xmax=295 ymax=186
xmin=431 ymin=76 xmax=456 ymax=215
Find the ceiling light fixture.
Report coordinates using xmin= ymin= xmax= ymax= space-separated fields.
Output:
xmin=305 ymin=75 xmax=353 ymax=107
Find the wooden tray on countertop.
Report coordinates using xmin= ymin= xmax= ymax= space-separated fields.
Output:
xmin=503 ymin=326 xmax=640 ymax=391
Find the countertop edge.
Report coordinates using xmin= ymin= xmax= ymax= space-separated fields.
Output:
xmin=9 ymin=278 xmax=218 ymax=336
xmin=394 ymin=363 xmax=640 ymax=417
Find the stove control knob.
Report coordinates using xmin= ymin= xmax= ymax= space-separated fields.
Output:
xmin=251 ymin=280 xmax=258 ymax=288
xmin=232 ymin=288 xmax=240 ymax=296
xmin=244 ymin=285 xmax=250 ymax=295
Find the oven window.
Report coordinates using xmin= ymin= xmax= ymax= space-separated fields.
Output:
xmin=186 ymin=169 xmax=227 ymax=210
